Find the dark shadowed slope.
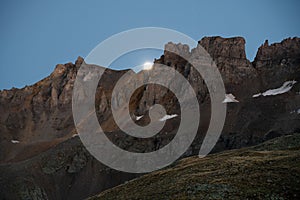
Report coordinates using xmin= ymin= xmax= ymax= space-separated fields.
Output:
xmin=90 ymin=133 xmax=300 ymax=200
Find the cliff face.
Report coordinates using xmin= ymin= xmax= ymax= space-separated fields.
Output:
xmin=0 ymin=59 xmax=80 ymax=162
xmin=198 ymin=37 xmax=258 ymax=93
xmin=0 ymin=37 xmax=300 ymax=199
xmin=253 ymin=37 xmax=300 ymax=88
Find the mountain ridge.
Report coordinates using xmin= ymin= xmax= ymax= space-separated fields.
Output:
xmin=0 ymin=36 xmax=299 ymax=199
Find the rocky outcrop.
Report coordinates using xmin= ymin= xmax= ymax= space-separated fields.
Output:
xmin=0 ymin=59 xmax=79 ymax=162
xmin=198 ymin=37 xmax=259 ymax=95
xmin=152 ymin=36 xmax=300 ymax=152
xmin=253 ymin=37 xmax=300 ymax=89
xmin=0 ymin=36 xmax=300 ymax=199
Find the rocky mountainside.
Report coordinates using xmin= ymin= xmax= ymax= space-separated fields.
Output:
xmin=0 ymin=36 xmax=300 ymax=199
xmin=90 ymin=133 xmax=300 ymax=200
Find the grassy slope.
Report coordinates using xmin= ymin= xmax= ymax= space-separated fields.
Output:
xmin=90 ymin=134 xmax=300 ymax=200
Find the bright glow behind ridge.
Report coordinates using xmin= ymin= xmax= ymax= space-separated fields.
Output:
xmin=143 ymin=62 xmax=153 ymax=70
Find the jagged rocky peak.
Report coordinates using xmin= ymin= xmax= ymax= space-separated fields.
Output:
xmin=51 ymin=56 xmax=84 ymax=78
xmin=157 ymin=36 xmax=248 ymax=67
xmin=154 ymin=42 xmax=191 ymax=72
xmin=75 ymin=56 xmax=84 ymax=67
xmin=198 ymin=36 xmax=247 ymax=60
xmin=254 ymin=37 xmax=300 ymax=66
xmin=0 ymin=57 xmax=84 ymax=163
xmin=253 ymin=37 xmax=300 ymax=88
xmin=196 ymin=36 xmax=258 ymax=94
xmin=164 ymin=42 xmax=191 ymax=58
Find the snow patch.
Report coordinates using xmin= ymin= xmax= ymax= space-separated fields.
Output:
xmin=222 ymin=94 xmax=239 ymax=103
xmin=253 ymin=81 xmax=297 ymax=97
xmin=136 ymin=115 xmax=143 ymax=121
xmin=11 ymin=140 xmax=20 ymax=144
xmin=292 ymin=108 xmax=300 ymax=114
xmin=159 ymin=114 xmax=178 ymax=121
xmin=252 ymin=93 xmax=261 ymax=98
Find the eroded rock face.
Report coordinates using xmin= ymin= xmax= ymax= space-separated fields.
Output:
xmin=198 ymin=37 xmax=257 ymax=86
xmin=0 ymin=37 xmax=300 ymax=200
xmin=198 ymin=37 xmax=300 ymax=151
xmin=0 ymin=59 xmax=80 ymax=162
xmin=253 ymin=37 xmax=300 ymax=89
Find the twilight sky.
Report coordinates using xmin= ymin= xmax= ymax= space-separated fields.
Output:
xmin=1 ymin=0 xmax=299 ymax=89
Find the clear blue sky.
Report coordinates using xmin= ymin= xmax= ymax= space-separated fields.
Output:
xmin=1 ymin=0 xmax=299 ymax=89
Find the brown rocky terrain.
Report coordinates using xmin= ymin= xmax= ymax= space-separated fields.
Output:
xmin=0 ymin=36 xmax=299 ymax=199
